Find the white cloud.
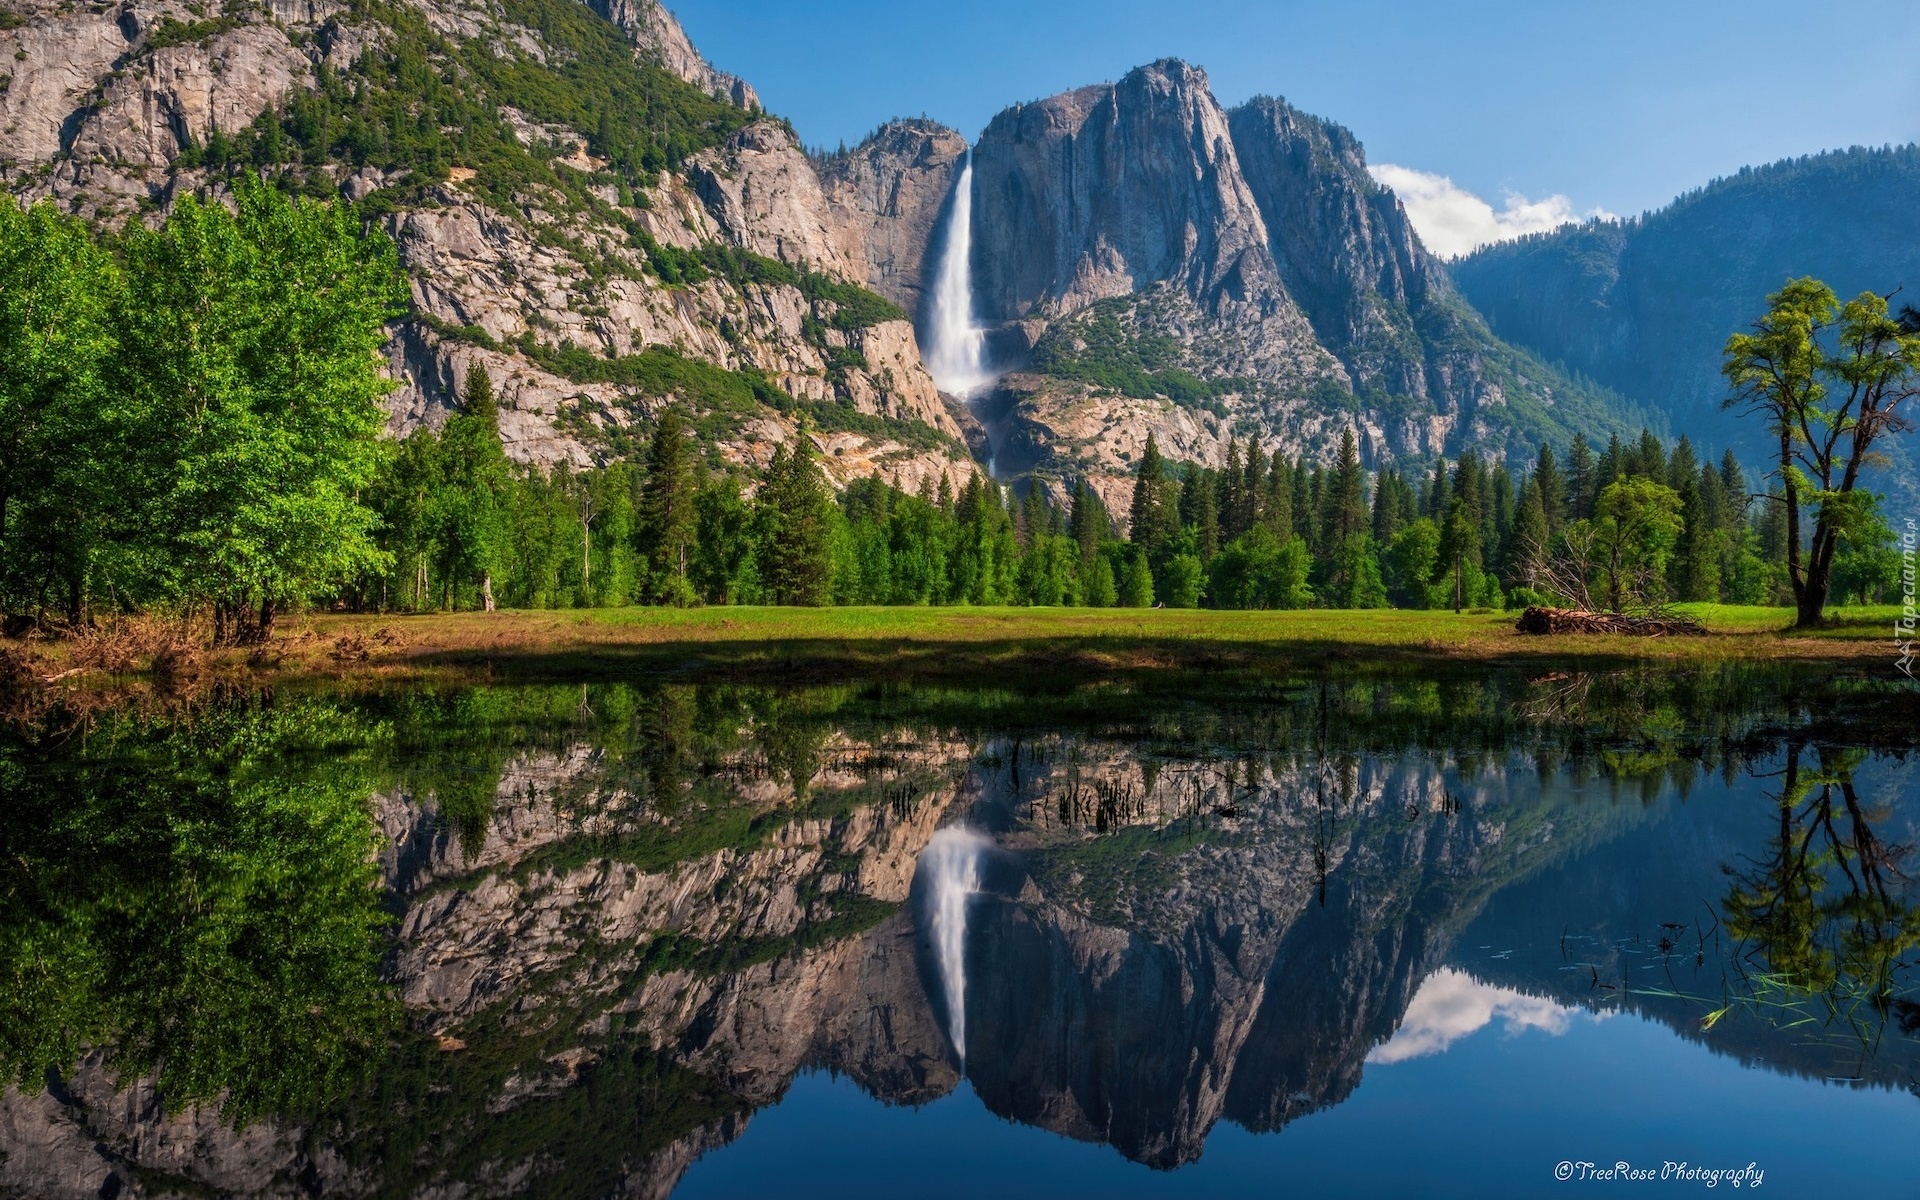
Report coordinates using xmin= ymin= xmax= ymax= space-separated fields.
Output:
xmin=1368 ymin=164 xmax=1616 ymax=259
xmin=1366 ymin=968 xmax=1603 ymax=1064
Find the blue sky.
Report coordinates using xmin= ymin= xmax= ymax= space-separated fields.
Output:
xmin=672 ymin=0 xmax=1919 ymax=244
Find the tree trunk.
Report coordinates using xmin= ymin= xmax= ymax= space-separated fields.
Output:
xmin=257 ymin=597 xmax=275 ymax=640
xmin=482 ymin=571 xmax=495 ymax=612
xmin=1780 ymin=426 xmax=1805 ymax=610
xmin=1795 ymin=577 xmax=1829 ymax=628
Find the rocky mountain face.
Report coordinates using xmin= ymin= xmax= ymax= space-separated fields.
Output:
xmin=1449 ymin=144 xmax=1920 ymax=458
xmin=818 ymin=117 xmax=969 ymax=315
xmin=4 ymin=673 xmax=1911 ymax=1196
xmin=0 ymin=0 xmax=1662 ymax=505
xmin=825 ymin=61 xmax=1648 ymax=514
xmin=0 ymin=0 xmax=973 ymax=491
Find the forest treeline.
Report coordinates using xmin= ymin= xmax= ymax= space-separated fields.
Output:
xmin=1 ymin=188 xmax=1906 ymax=636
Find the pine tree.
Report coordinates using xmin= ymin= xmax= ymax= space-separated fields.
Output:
xmin=1069 ymin=480 xmax=1108 ymax=564
xmin=1237 ymin=442 xmax=1263 ymax=534
xmin=1635 ymin=427 xmax=1668 ymax=482
xmin=1597 ymin=433 xmax=1627 ymax=494
xmin=1180 ymin=465 xmax=1220 ymax=561
xmin=755 ymin=425 xmax=835 ymax=605
xmin=636 ymin=408 xmax=698 ymax=604
xmin=1323 ymin=429 xmax=1368 ymax=547
xmin=1219 ymin=438 xmax=1244 ymax=541
xmin=1510 ymin=479 xmax=1550 ymax=590
xmin=1567 ymin=433 xmax=1597 ymax=519
xmin=1118 ymin=546 xmax=1155 ymax=607
xmin=1127 ymin=434 xmax=1178 ymax=561
xmin=1533 ymin=442 xmax=1567 ymax=533
xmin=1261 ymin=450 xmax=1293 ymax=542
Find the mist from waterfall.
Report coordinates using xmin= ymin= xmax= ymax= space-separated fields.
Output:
xmin=918 ymin=826 xmax=989 ymax=1066
xmin=923 ymin=155 xmax=993 ymax=397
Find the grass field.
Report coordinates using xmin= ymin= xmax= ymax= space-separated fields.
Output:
xmin=9 ymin=603 xmax=1908 ymax=692
xmin=273 ymin=603 xmax=1912 ymax=684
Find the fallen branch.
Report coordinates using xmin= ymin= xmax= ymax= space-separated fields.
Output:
xmin=1515 ymin=606 xmax=1707 ymax=637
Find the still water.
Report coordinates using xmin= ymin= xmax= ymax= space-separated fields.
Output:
xmin=1 ymin=666 xmax=1915 ymax=1197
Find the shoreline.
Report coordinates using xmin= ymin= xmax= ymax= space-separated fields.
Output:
xmin=3 ymin=605 xmax=1908 ymax=694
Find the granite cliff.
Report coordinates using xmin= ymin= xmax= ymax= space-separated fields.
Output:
xmin=2 ymin=2 xmax=1658 ymax=505
xmin=0 ymin=0 xmax=973 ymax=492
xmin=822 ymin=61 xmax=1649 ymax=513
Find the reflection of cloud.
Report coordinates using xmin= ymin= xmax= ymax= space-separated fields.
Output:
xmin=1367 ymin=968 xmax=1596 ymax=1064
xmin=1368 ymin=164 xmax=1616 ymax=259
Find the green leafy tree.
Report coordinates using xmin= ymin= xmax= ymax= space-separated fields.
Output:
xmin=691 ymin=477 xmax=756 ymax=603
xmin=1590 ymin=477 xmax=1686 ymax=613
xmin=1159 ymin=552 xmax=1203 ymax=608
xmin=431 ymin=366 xmax=514 ymax=610
xmin=117 ymin=180 xmax=407 ymax=639
xmin=1118 ymin=547 xmax=1155 ymax=608
xmin=1724 ymin=278 xmax=1920 ymax=625
xmin=1829 ymin=504 xmax=1902 ymax=604
xmin=0 ymin=203 xmax=121 ymax=626
xmin=1385 ymin=518 xmax=1441 ymax=609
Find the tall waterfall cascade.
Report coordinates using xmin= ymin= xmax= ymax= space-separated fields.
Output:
xmin=923 ymin=155 xmax=994 ymax=397
xmin=918 ymin=826 xmax=989 ymax=1066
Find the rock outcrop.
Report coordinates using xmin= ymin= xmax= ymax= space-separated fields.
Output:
xmin=820 ymin=118 xmax=969 ymax=314
xmin=586 ymin=0 xmax=759 ymax=110
xmin=945 ymin=62 xmax=1643 ymax=499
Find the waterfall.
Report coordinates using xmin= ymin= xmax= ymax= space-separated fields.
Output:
xmin=918 ymin=826 xmax=989 ymax=1065
xmin=923 ymin=155 xmax=993 ymax=397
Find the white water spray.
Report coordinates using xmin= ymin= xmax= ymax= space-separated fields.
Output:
xmin=923 ymin=155 xmax=994 ymax=397
xmin=918 ymin=826 xmax=989 ymax=1065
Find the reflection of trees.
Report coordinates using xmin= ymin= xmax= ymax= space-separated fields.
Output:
xmin=1717 ymin=742 xmax=1920 ymax=1047
xmin=0 ymin=698 xmax=398 ymax=1124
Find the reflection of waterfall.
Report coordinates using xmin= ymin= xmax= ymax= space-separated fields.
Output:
xmin=919 ymin=826 xmax=988 ymax=1064
xmin=923 ymin=155 xmax=993 ymax=397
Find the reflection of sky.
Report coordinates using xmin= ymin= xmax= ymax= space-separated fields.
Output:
xmin=1367 ymin=969 xmax=1606 ymax=1064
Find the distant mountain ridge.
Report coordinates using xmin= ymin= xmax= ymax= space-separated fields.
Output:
xmin=1450 ymin=144 xmax=1920 ymax=456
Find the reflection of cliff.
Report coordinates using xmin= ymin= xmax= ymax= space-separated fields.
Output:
xmin=961 ymin=755 xmax=1651 ymax=1167
xmin=0 ymin=700 xmax=976 ymax=1199
xmin=5 ymin=674 xmax=1915 ymax=1196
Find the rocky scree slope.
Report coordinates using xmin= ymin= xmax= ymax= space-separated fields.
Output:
xmin=0 ymin=0 xmax=974 ymax=491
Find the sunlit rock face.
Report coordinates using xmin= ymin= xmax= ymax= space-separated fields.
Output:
xmin=820 ymin=119 xmax=972 ymax=317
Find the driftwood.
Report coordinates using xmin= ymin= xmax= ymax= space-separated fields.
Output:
xmin=1514 ymin=606 xmax=1707 ymax=637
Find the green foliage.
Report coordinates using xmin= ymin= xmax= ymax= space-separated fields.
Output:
xmin=755 ymin=429 xmax=836 ymax=605
xmin=115 ymin=180 xmax=408 ymax=635
xmin=0 ymin=699 xmax=398 ymax=1125
xmin=184 ymin=0 xmax=752 ymax=204
xmin=1722 ymin=277 xmax=1920 ymax=623
xmin=0 ymin=185 xmax=406 ymax=636
xmin=0 ymin=203 xmax=119 ymax=624
xmin=140 ymin=12 xmax=246 ymax=53
xmin=1032 ymin=298 xmax=1239 ymax=412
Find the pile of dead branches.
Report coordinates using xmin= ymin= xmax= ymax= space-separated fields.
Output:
xmin=1515 ymin=606 xmax=1707 ymax=637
